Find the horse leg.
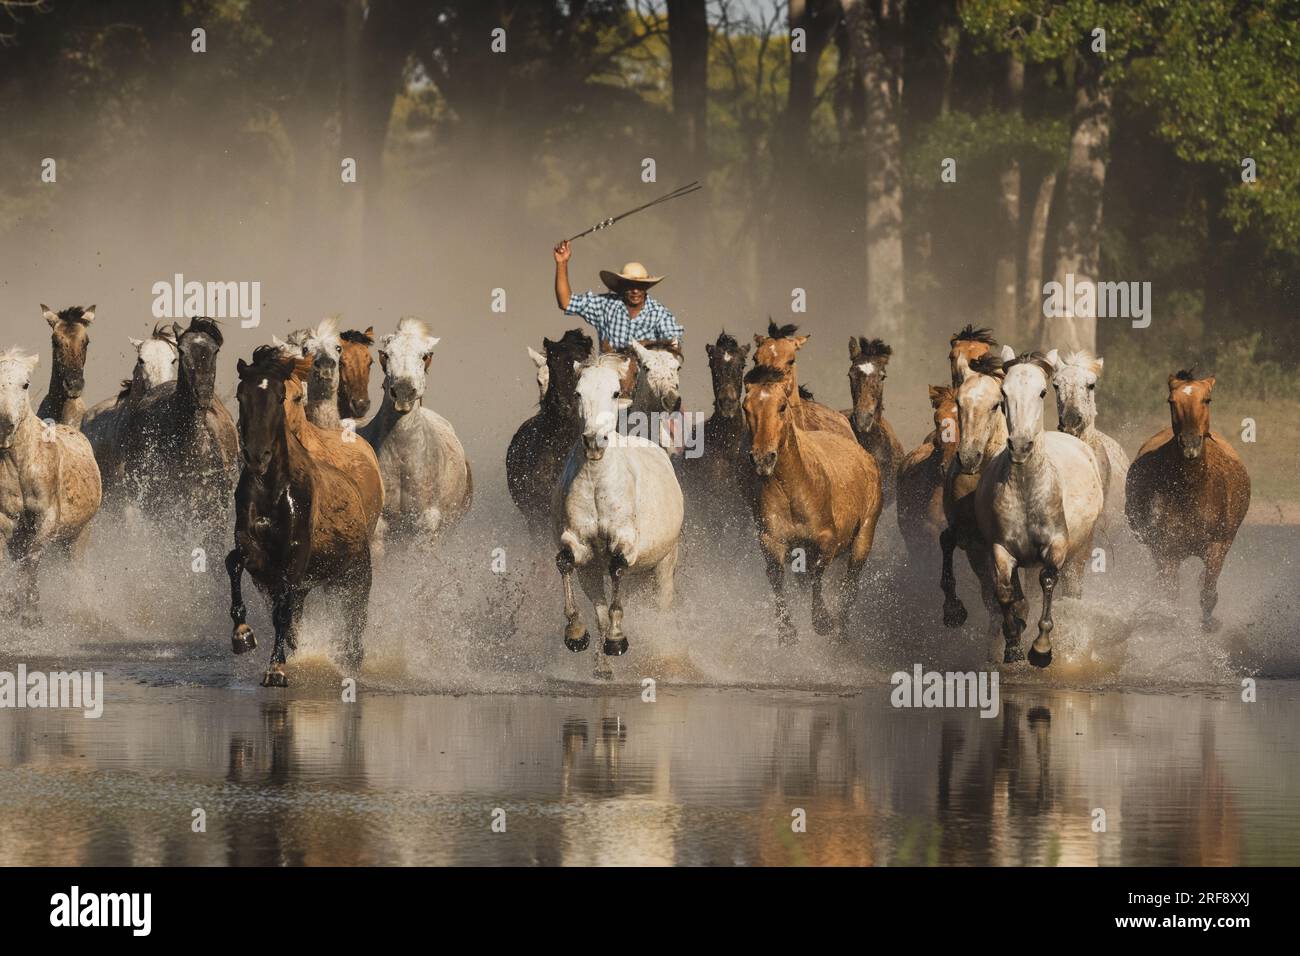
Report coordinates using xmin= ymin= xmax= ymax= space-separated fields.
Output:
xmin=1199 ymin=540 xmax=1231 ymax=632
xmin=341 ymin=552 xmax=372 ymax=671
xmin=371 ymin=515 xmax=388 ymax=559
xmin=1061 ymin=535 xmax=1092 ymax=599
xmin=8 ymin=515 xmax=44 ymax=628
xmin=940 ymin=527 xmax=968 ymax=627
xmin=992 ymin=544 xmax=1025 ymax=663
xmin=262 ymin=584 xmax=301 ymax=687
xmin=653 ymin=543 xmax=679 ymax=611
xmin=226 ymin=547 xmax=257 ymax=654
xmin=759 ymin=532 xmax=796 ymax=645
xmin=605 ymin=553 xmax=629 ymax=659
xmin=556 ymin=545 xmax=590 ymax=653
xmin=1028 ymin=536 xmax=1068 ymax=668
xmin=809 ymin=548 xmax=834 ymax=636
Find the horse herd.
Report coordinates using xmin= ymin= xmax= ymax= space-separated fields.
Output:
xmin=0 ymin=307 xmax=1251 ymax=685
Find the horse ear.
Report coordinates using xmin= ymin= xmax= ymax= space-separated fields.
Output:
xmin=928 ymin=385 xmax=943 ymax=408
xmin=1000 ymin=345 xmax=1016 ymax=362
xmin=80 ymin=305 xmax=96 ymax=324
xmin=1204 ymin=375 xmax=1216 ymax=390
xmin=527 ymin=346 xmax=545 ymax=368
xmin=237 ymin=358 xmax=248 ymax=374
xmin=630 ymin=340 xmax=651 ymax=361
xmin=173 ymin=322 xmax=185 ymax=341
xmin=792 ymin=335 xmax=809 ymax=349
xmin=753 ymin=333 xmax=764 ymax=347
xmin=428 ymin=337 xmax=441 ymax=348
xmin=848 ymin=337 xmax=861 ymax=360
xmin=129 ymin=337 xmax=143 ymax=349
xmin=616 ymin=397 xmax=633 ymax=410
xmin=1044 ymin=349 xmax=1060 ymax=370
xmin=42 ymin=305 xmax=58 ymax=328
xmin=364 ymin=326 xmax=374 ymax=338
xmin=1094 ymin=357 xmax=1105 ymax=375
xmin=740 ymin=343 xmax=750 ymax=357
xmin=573 ymin=359 xmax=582 ymax=376
xmin=705 ymin=343 xmax=715 ymax=358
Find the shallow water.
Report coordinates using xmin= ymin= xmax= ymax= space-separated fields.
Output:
xmin=0 ymin=512 xmax=1297 ymax=865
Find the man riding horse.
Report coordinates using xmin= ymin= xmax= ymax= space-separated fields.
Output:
xmin=552 ymin=240 xmax=684 ymax=351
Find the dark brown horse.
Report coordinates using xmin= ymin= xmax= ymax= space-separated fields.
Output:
xmin=842 ymin=337 xmax=905 ymax=506
xmin=36 ymin=304 xmax=94 ymax=426
xmin=338 ymin=327 xmax=375 ymax=421
xmin=751 ymin=321 xmax=854 ymax=439
xmin=682 ymin=331 xmax=752 ymax=534
xmin=1126 ymin=370 xmax=1251 ymax=631
xmin=506 ymin=329 xmax=594 ymax=537
xmin=226 ymin=346 xmax=373 ymax=686
xmin=897 ymin=385 xmax=958 ymax=570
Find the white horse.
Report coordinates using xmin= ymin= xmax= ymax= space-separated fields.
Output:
xmin=975 ymin=351 xmax=1103 ymax=668
xmin=1046 ymin=348 xmax=1130 ymax=513
xmin=0 ymin=349 xmax=102 ymax=625
xmin=527 ymin=345 xmax=549 ymax=403
xmin=556 ymin=353 xmax=684 ymax=679
xmin=299 ymin=317 xmax=349 ymax=430
xmin=629 ymin=339 xmax=683 ymax=452
xmin=359 ymin=318 xmax=472 ymax=546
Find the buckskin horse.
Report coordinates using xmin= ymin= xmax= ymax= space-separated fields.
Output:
xmin=1125 ymin=369 xmax=1250 ymax=631
xmin=751 ymin=321 xmax=854 ymax=439
xmin=36 ymin=304 xmax=94 ymax=427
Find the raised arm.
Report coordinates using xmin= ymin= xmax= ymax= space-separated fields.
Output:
xmin=553 ymin=240 xmax=572 ymax=310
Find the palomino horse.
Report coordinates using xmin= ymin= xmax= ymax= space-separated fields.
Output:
xmin=1126 ymin=370 xmax=1250 ymax=631
xmin=682 ymin=331 xmax=752 ymax=530
xmin=555 ymin=353 xmax=684 ymax=679
xmin=226 ymin=347 xmax=373 ymax=686
xmin=941 ymin=350 xmax=1018 ymax=631
xmin=359 ymin=318 xmax=472 ymax=544
xmin=1047 ymin=349 xmax=1130 ymax=511
xmin=338 ymin=327 xmax=375 ymax=422
xmin=896 ymin=385 xmax=958 ymax=570
xmin=82 ymin=324 xmax=178 ymax=504
xmin=119 ymin=317 xmax=239 ymax=550
xmin=36 ymin=304 xmax=94 ymax=427
xmin=507 ymin=329 xmax=594 ymax=538
xmin=752 ymin=321 xmax=854 ymax=439
xmin=742 ymin=364 xmax=882 ymax=644
xmin=0 ymin=349 xmax=102 ymax=626
xmin=842 ymin=337 xmax=905 ymax=506
xmin=948 ymin=324 xmax=998 ymax=388
xmin=527 ymin=345 xmax=549 ymax=403
xmin=975 ymin=352 xmax=1103 ymax=666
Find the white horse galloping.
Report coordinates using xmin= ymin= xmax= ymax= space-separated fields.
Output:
xmin=0 ymin=349 xmax=102 ymax=626
xmin=975 ymin=350 xmax=1103 ymax=668
xmin=555 ymin=354 xmax=684 ymax=679
xmin=1046 ymin=349 xmax=1130 ymax=513
xmin=359 ymin=318 xmax=472 ymax=547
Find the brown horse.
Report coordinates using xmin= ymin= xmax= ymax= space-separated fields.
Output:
xmin=742 ymin=365 xmax=882 ymax=644
xmin=897 ymin=385 xmax=958 ymax=570
xmin=948 ymin=324 xmax=997 ymax=388
xmin=752 ymin=321 xmax=854 ymax=439
xmin=841 ymin=337 xmax=905 ymax=506
xmin=1125 ymin=370 xmax=1251 ymax=631
xmin=36 ymin=304 xmax=94 ymax=427
xmin=338 ymin=327 xmax=375 ymax=421
xmin=225 ymin=346 xmax=372 ymax=687
xmin=682 ymin=331 xmax=752 ymax=535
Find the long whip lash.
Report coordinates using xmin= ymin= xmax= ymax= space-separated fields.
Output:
xmin=565 ymin=181 xmax=703 ymax=242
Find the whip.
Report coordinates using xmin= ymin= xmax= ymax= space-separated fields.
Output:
xmin=565 ymin=181 xmax=703 ymax=242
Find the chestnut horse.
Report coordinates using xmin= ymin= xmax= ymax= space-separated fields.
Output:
xmin=225 ymin=347 xmax=372 ymax=687
xmin=742 ymin=365 xmax=882 ymax=644
xmin=896 ymin=385 xmax=958 ymax=570
xmin=841 ymin=337 xmax=905 ymax=506
xmin=1125 ymin=370 xmax=1250 ymax=631
xmin=338 ymin=327 xmax=375 ymax=421
xmin=751 ymin=321 xmax=854 ymax=439
xmin=36 ymin=304 xmax=94 ymax=427
xmin=948 ymin=324 xmax=997 ymax=388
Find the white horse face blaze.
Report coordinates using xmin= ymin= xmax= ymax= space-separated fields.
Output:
xmin=1003 ymin=364 xmax=1049 ymax=463
xmin=955 ymin=372 xmax=1002 ymax=473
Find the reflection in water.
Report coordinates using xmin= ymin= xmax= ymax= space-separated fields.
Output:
xmin=0 ymin=678 xmax=1295 ymax=866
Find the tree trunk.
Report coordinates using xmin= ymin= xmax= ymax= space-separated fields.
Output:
xmin=1049 ymin=65 xmax=1111 ymax=353
xmin=1023 ymin=170 xmax=1057 ymax=349
xmin=667 ymin=0 xmax=709 ymax=166
xmin=992 ymin=52 xmax=1023 ymax=338
xmin=842 ymin=0 xmax=906 ymax=344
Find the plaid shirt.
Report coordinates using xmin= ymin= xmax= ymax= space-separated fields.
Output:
xmin=564 ymin=291 xmax=684 ymax=349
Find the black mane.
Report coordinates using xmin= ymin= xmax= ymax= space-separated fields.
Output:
xmin=855 ymin=337 xmax=892 ymax=360
xmin=340 ymin=329 xmax=374 ymax=346
xmin=715 ymin=331 xmax=739 ymax=353
xmin=950 ymin=324 xmax=997 ymax=347
xmin=766 ymin=320 xmax=800 ymax=340
xmin=745 ymin=365 xmax=787 ymax=386
xmin=57 ymin=305 xmax=92 ymax=324
xmin=967 ymin=353 xmax=1005 ymax=377
xmin=1173 ymin=368 xmax=1199 ymax=382
xmin=185 ymin=316 xmax=224 ymax=348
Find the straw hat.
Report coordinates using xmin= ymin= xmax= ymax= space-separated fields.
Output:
xmin=600 ymin=261 xmax=664 ymax=291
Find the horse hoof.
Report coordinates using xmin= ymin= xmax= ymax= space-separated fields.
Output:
xmin=1027 ymin=646 xmax=1052 ymax=669
xmin=564 ymin=631 xmax=590 ymax=653
xmin=943 ymin=603 xmax=968 ymax=628
xmin=603 ymin=636 xmax=629 ymax=656
xmin=231 ymin=625 xmax=257 ymax=655
xmin=1003 ymin=644 xmax=1024 ymax=664
xmin=261 ymin=669 xmax=288 ymax=688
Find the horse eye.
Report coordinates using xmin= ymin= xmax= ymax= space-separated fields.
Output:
xmin=611 ymin=390 xmax=619 ymax=399
xmin=1087 ymin=383 xmax=1095 ymax=390
xmin=1204 ymin=398 xmax=1211 ymax=404
xmin=23 ymin=382 xmax=29 ymax=390
xmin=1039 ymin=389 xmax=1046 ymax=398
xmin=336 ymin=345 xmax=342 ymax=354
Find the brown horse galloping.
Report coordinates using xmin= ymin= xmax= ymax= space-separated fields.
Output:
xmin=1126 ymin=370 xmax=1250 ymax=631
xmin=338 ymin=327 xmax=375 ymax=421
xmin=742 ymin=365 xmax=882 ymax=644
xmin=225 ymin=347 xmax=373 ymax=687
xmin=751 ymin=321 xmax=854 ymax=439
xmin=897 ymin=385 xmax=959 ymax=571
xmin=842 ymin=337 xmax=905 ymax=506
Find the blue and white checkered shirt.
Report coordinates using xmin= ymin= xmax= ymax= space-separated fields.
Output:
xmin=563 ymin=291 xmax=684 ymax=349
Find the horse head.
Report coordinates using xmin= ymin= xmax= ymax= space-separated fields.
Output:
xmin=0 ymin=349 xmax=40 ymax=449
xmin=338 ymin=327 xmax=375 ymax=420
xmin=948 ymin=324 xmax=997 ymax=388
xmin=955 ymin=349 xmax=1008 ymax=474
xmin=172 ymin=317 xmax=224 ymax=410
xmin=378 ymin=317 xmax=440 ymax=414
xmin=1002 ymin=350 xmax=1055 ymax=464
xmin=928 ymin=384 xmax=959 ymax=464
xmin=743 ymin=364 xmax=794 ymax=476
xmin=541 ymin=328 xmax=593 ymax=407
xmin=753 ymin=320 xmax=807 ymax=385
xmin=1049 ymin=349 xmax=1104 ymax=437
xmin=630 ymin=339 xmax=683 ymax=413
xmin=705 ymin=331 xmax=748 ymax=417
xmin=129 ymin=323 xmax=179 ymax=392
xmin=41 ymin=303 xmax=94 ymax=399
xmin=1168 ymin=369 xmax=1215 ymax=460
xmin=302 ymin=317 xmax=343 ymax=408
xmin=574 ymin=354 xmax=631 ymax=461
xmin=235 ymin=345 xmax=295 ymax=476
xmin=847 ymin=336 xmax=892 ymax=435
xmin=527 ymin=346 xmax=549 ymax=402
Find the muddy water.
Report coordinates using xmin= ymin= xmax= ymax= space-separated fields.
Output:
xmin=0 ymin=514 xmax=1297 ymax=866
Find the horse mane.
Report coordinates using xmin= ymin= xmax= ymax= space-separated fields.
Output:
xmin=967 ymin=353 xmax=1006 ymax=378
xmin=1004 ymin=350 xmax=1055 ymax=378
xmin=950 ymin=324 xmax=996 ymax=347
xmin=117 ymin=379 xmax=133 ymax=400
xmin=745 ymin=365 xmax=788 ymax=387
xmin=241 ymin=345 xmax=299 ymax=383
xmin=639 ymin=338 xmax=683 ymax=359
xmin=929 ymin=384 xmax=955 ymax=407
xmin=798 ymin=384 xmax=814 ymax=400
xmin=1172 ymin=368 xmax=1200 ymax=382
xmin=854 ymin=337 xmax=892 ymax=360
xmin=395 ymin=316 xmax=430 ymax=337
xmin=56 ymin=305 xmax=92 ymax=325
xmin=340 ymin=328 xmax=374 ymax=346
xmin=311 ymin=316 xmax=340 ymax=341
xmin=1061 ymin=349 xmax=1102 ymax=376
xmin=766 ymin=319 xmax=800 ymax=340
xmin=715 ymin=331 xmax=739 ymax=352
xmin=184 ymin=316 xmax=224 ymax=347
xmin=152 ymin=322 xmax=178 ymax=344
